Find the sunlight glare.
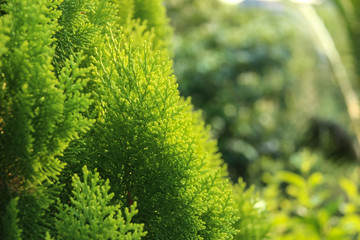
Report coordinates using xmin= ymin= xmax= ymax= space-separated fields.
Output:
xmin=219 ymin=0 xmax=244 ymax=5
xmin=291 ymin=0 xmax=323 ymax=4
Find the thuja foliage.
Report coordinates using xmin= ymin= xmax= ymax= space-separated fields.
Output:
xmin=53 ymin=166 xmax=146 ymax=239
xmin=0 ymin=0 xmax=92 ymax=238
xmin=0 ymin=0 xmax=266 ymax=239
xmin=83 ymin=12 xmax=238 ymax=240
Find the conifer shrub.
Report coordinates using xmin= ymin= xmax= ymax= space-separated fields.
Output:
xmin=0 ymin=0 xmax=92 ymax=238
xmin=53 ymin=166 xmax=146 ymax=240
xmin=80 ymin=12 xmax=238 ymax=240
xmin=0 ymin=0 xmax=268 ymax=239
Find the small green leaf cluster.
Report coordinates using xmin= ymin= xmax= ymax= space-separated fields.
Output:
xmin=53 ymin=166 xmax=146 ymax=240
xmin=262 ymin=150 xmax=360 ymax=239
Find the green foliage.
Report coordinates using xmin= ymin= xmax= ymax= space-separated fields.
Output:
xmin=165 ymin=0 xmax=354 ymax=182
xmin=0 ymin=7 xmax=9 ymax=65
xmin=115 ymin=0 xmax=134 ymax=25
xmin=165 ymin=0 xmax=298 ymax=180
xmin=53 ymin=0 xmax=118 ymax=202
xmin=0 ymin=0 xmax=91 ymax=238
xmin=1 ymin=0 xmax=62 ymax=184
xmin=84 ymin=18 xmax=238 ymax=239
xmin=232 ymin=180 xmax=269 ymax=239
xmin=54 ymin=0 xmax=115 ymax=72
xmin=132 ymin=0 xmax=172 ymax=49
xmin=2 ymin=198 xmax=21 ymax=240
xmin=53 ymin=166 xmax=146 ymax=240
xmin=332 ymin=0 xmax=360 ymax=77
xmin=262 ymin=150 xmax=360 ymax=239
xmin=0 ymin=0 xmax=266 ymax=239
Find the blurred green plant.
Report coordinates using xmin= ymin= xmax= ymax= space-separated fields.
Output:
xmin=262 ymin=150 xmax=360 ymax=239
xmin=232 ymin=179 xmax=270 ymax=239
xmin=331 ymin=0 xmax=360 ymax=78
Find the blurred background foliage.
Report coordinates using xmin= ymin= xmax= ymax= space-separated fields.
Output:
xmin=262 ymin=150 xmax=360 ymax=239
xmin=165 ymin=0 xmax=360 ymax=238
xmin=164 ymin=0 xmax=360 ymax=182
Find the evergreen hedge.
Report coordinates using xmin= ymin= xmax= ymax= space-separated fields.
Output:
xmin=0 ymin=0 xmax=268 ymax=239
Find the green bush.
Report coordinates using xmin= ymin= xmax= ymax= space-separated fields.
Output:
xmin=0 ymin=0 xmax=267 ymax=239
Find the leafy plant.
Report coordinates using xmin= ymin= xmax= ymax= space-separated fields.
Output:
xmin=262 ymin=150 xmax=360 ymax=239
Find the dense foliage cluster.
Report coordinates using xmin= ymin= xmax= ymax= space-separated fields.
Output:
xmin=0 ymin=0 xmax=267 ymax=239
xmin=54 ymin=166 xmax=146 ymax=239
